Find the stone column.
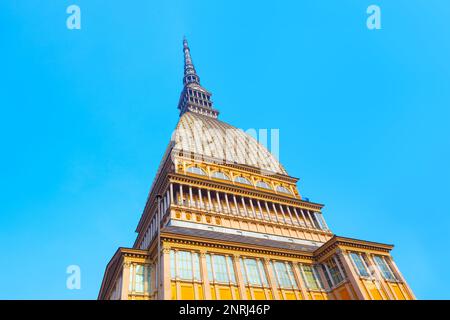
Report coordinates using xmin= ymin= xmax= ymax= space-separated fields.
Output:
xmin=200 ymin=251 xmax=212 ymax=300
xmin=366 ymin=254 xmax=395 ymax=300
xmin=294 ymin=264 xmax=310 ymax=300
xmin=271 ymin=203 xmax=281 ymax=223
xmin=249 ymin=199 xmax=257 ymax=219
xmin=161 ymin=248 xmax=172 ymax=300
xmin=233 ymin=254 xmax=247 ymax=300
xmin=121 ymin=261 xmax=131 ymax=300
xmin=264 ymin=258 xmax=280 ymax=300
xmin=337 ymin=250 xmax=367 ymax=300
xmin=215 ymin=192 xmax=222 ymax=212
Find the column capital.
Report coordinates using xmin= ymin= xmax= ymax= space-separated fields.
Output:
xmin=263 ymin=257 xmax=272 ymax=264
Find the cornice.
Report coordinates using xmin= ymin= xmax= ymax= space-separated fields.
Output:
xmin=161 ymin=231 xmax=314 ymax=260
xmin=314 ymin=235 xmax=394 ymax=260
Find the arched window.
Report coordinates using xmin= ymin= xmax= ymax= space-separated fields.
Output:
xmin=234 ymin=176 xmax=252 ymax=186
xmin=211 ymin=171 xmax=230 ymax=181
xmin=276 ymin=185 xmax=291 ymax=194
xmin=186 ymin=166 xmax=207 ymax=176
xmin=256 ymin=181 xmax=272 ymax=190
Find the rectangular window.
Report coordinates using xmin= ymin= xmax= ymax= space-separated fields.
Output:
xmin=241 ymin=258 xmax=268 ymax=286
xmin=257 ymin=260 xmax=268 ymax=287
xmin=315 ymin=213 xmax=327 ymax=230
xmin=374 ymin=255 xmax=396 ymax=280
xmin=313 ymin=266 xmax=324 ymax=289
xmin=213 ymin=255 xmax=229 ymax=282
xmin=240 ymin=258 xmax=248 ymax=284
xmin=129 ymin=264 xmax=134 ymax=291
xmin=135 ymin=265 xmax=145 ymax=292
xmin=245 ymin=259 xmax=262 ymax=285
xmin=206 ymin=254 xmax=214 ymax=281
xmin=272 ymin=261 xmax=297 ymax=288
xmin=321 ymin=265 xmax=333 ymax=288
xmin=227 ymin=256 xmax=237 ymax=283
xmin=350 ymin=252 xmax=370 ymax=277
xmin=323 ymin=257 xmax=344 ymax=287
xmin=301 ymin=264 xmax=321 ymax=290
xmin=329 ymin=260 xmax=344 ymax=285
xmin=206 ymin=254 xmax=237 ymax=284
xmin=286 ymin=263 xmax=298 ymax=289
xmin=127 ymin=264 xmax=150 ymax=293
xmin=169 ymin=250 xmax=201 ymax=281
xmin=193 ymin=253 xmax=201 ymax=281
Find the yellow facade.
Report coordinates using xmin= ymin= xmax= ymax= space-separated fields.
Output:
xmin=98 ymin=39 xmax=415 ymax=301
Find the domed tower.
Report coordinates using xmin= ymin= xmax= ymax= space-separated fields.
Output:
xmin=98 ymin=39 xmax=415 ymax=301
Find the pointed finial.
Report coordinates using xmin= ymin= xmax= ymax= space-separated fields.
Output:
xmin=178 ymin=37 xmax=219 ymax=118
xmin=182 ymin=37 xmax=200 ymax=85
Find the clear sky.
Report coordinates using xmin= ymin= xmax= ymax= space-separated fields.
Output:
xmin=0 ymin=0 xmax=449 ymax=300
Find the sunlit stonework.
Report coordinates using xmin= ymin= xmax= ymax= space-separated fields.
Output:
xmin=98 ymin=39 xmax=415 ymax=300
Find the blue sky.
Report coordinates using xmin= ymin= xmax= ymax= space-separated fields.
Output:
xmin=0 ymin=1 xmax=449 ymax=299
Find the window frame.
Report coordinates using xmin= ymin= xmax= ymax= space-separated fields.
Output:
xmin=186 ymin=166 xmax=207 ymax=176
xmin=276 ymin=185 xmax=292 ymax=194
xmin=256 ymin=180 xmax=272 ymax=190
xmin=234 ymin=176 xmax=253 ymax=186
xmin=211 ymin=171 xmax=231 ymax=181
xmin=350 ymin=252 xmax=371 ymax=278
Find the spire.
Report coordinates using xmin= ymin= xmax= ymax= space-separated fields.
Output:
xmin=183 ymin=37 xmax=200 ymax=85
xmin=178 ymin=37 xmax=219 ymax=119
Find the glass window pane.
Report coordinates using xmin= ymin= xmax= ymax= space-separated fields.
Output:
xmin=257 ymin=260 xmax=268 ymax=287
xmin=212 ymin=171 xmax=230 ymax=180
xmin=234 ymin=176 xmax=252 ymax=185
xmin=276 ymin=185 xmax=291 ymax=194
xmin=245 ymin=258 xmax=262 ymax=285
xmin=193 ymin=253 xmax=201 ymax=281
xmin=227 ymin=256 xmax=236 ymax=284
xmin=350 ymin=253 xmax=370 ymax=277
xmin=213 ymin=255 xmax=229 ymax=283
xmin=177 ymin=251 xmax=193 ymax=280
xmin=129 ymin=264 xmax=134 ymax=291
xmin=186 ymin=166 xmax=206 ymax=175
xmin=374 ymin=256 xmax=396 ymax=280
xmin=313 ymin=265 xmax=324 ymax=289
xmin=273 ymin=261 xmax=292 ymax=288
xmin=240 ymin=258 xmax=248 ymax=284
xmin=286 ymin=263 xmax=298 ymax=289
xmin=256 ymin=181 xmax=272 ymax=189
xmin=206 ymin=254 xmax=213 ymax=281
xmin=135 ymin=265 xmax=144 ymax=292
xmin=301 ymin=264 xmax=319 ymax=290
xmin=321 ymin=265 xmax=333 ymax=288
